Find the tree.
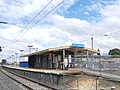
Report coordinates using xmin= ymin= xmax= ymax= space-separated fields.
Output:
xmin=0 ymin=46 xmax=2 ymax=52
xmin=108 ymin=48 xmax=120 ymax=55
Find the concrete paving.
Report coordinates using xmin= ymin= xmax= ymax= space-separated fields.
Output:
xmin=83 ymin=69 xmax=120 ymax=82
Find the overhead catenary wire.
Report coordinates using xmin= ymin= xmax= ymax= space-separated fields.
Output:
xmin=4 ymin=0 xmax=65 ymax=60
xmin=79 ymin=34 xmax=108 ymax=43
xmin=1 ymin=0 xmax=54 ymax=59
xmin=17 ymin=0 xmax=65 ymax=40
xmin=23 ymin=0 xmax=53 ymax=28
xmin=2 ymin=0 xmax=54 ymax=45
xmin=1 ymin=0 xmax=54 ymax=50
xmin=14 ymin=0 xmax=54 ymax=40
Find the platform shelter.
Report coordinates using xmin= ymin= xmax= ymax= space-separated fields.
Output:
xmin=21 ymin=43 xmax=99 ymax=70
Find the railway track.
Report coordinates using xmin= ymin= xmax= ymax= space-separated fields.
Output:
xmin=0 ymin=68 xmax=53 ymax=90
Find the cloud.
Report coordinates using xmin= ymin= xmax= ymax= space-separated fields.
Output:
xmin=0 ymin=0 xmax=120 ymax=60
xmin=0 ymin=0 xmax=77 ymax=60
xmin=0 ymin=0 xmax=76 ymax=23
xmin=52 ymin=14 xmax=92 ymax=36
xmin=100 ymin=0 xmax=120 ymax=18
xmin=50 ymin=10 xmax=120 ymax=54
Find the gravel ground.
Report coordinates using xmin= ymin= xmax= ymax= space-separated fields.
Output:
xmin=0 ymin=70 xmax=26 ymax=90
xmin=0 ymin=67 xmax=49 ymax=90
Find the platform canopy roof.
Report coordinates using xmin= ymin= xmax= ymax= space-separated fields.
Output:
xmin=21 ymin=44 xmax=99 ymax=57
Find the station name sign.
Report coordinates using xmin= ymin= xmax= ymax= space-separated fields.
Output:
xmin=72 ymin=43 xmax=85 ymax=48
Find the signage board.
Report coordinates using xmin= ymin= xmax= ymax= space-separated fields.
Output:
xmin=72 ymin=43 xmax=85 ymax=48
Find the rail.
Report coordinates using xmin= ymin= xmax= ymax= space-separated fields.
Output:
xmin=0 ymin=68 xmax=54 ymax=90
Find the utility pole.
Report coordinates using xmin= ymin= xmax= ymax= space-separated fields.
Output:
xmin=0 ymin=46 xmax=2 ymax=52
xmin=91 ymin=36 xmax=93 ymax=49
xmin=11 ymin=55 xmax=14 ymax=63
xmin=19 ymin=50 xmax=24 ymax=63
xmin=28 ymin=45 xmax=33 ymax=53
xmin=15 ymin=53 xmax=18 ymax=62
xmin=20 ymin=50 xmax=24 ymax=55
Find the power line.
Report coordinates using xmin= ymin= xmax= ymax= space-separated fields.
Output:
xmin=4 ymin=0 xmax=65 ymax=59
xmin=79 ymin=34 xmax=107 ymax=43
xmin=13 ymin=0 xmax=64 ymax=46
xmin=24 ymin=0 xmax=53 ymax=28
xmin=2 ymin=0 xmax=54 ymax=59
xmin=17 ymin=0 xmax=65 ymax=40
xmin=3 ymin=0 xmax=54 ymax=47
xmin=14 ymin=0 xmax=53 ymax=40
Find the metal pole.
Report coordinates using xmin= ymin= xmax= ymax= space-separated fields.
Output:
xmin=28 ymin=45 xmax=33 ymax=53
xmin=20 ymin=50 xmax=24 ymax=55
xmin=86 ymin=50 xmax=89 ymax=68
xmin=62 ymin=49 xmax=65 ymax=70
xmin=96 ymin=77 xmax=97 ymax=90
xmin=91 ymin=36 xmax=93 ymax=49
xmin=100 ymin=55 xmax=101 ymax=77
xmin=77 ymin=77 xmax=79 ymax=90
xmin=11 ymin=55 xmax=14 ymax=63
xmin=15 ymin=53 xmax=18 ymax=62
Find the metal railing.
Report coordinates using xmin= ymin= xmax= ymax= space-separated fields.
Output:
xmin=65 ymin=55 xmax=120 ymax=72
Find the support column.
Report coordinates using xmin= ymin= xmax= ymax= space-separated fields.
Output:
xmin=48 ymin=52 xmax=52 ymax=69
xmin=52 ymin=53 xmax=55 ymax=69
xmin=86 ymin=50 xmax=89 ymax=68
xmin=63 ymin=49 xmax=65 ymax=59
xmin=62 ymin=49 xmax=65 ymax=70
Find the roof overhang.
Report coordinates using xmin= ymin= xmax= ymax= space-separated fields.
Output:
xmin=20 ymin=45 xmax=99 ymax=57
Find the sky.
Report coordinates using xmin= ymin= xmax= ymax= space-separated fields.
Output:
xmin=0 ymin=0 xmax=120 ymax=62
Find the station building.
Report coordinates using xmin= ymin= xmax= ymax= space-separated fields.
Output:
xmin=21 ymin=43 xmax=99 ymax=70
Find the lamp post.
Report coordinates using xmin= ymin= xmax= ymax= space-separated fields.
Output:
xmin=19 ymin=50 xmax=24 ymax=63
xmin=20 ymin=50 xmax=24 ymax=55
xmin=15 ymin=53 xmax=18 ymax=62
xmin=91 ymin=36 xmax=93 ymax=49
xmin=28 ymin=45 xmax=33 ymax=53
xmin=11 ymin=55 xmax=14 ymax=63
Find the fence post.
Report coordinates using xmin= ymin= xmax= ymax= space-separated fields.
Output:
xmin=77 ymin=77 xmax=79 ymax=90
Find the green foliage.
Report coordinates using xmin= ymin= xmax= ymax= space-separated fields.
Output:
xmin=108 ymin=48 xmax=120 ymax=56
xmin=0 ymin=46 xmax=2 ymax=52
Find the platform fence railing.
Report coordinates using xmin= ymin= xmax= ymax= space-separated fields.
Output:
xmin=65 ymin=55 xmax=120 ymax=73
